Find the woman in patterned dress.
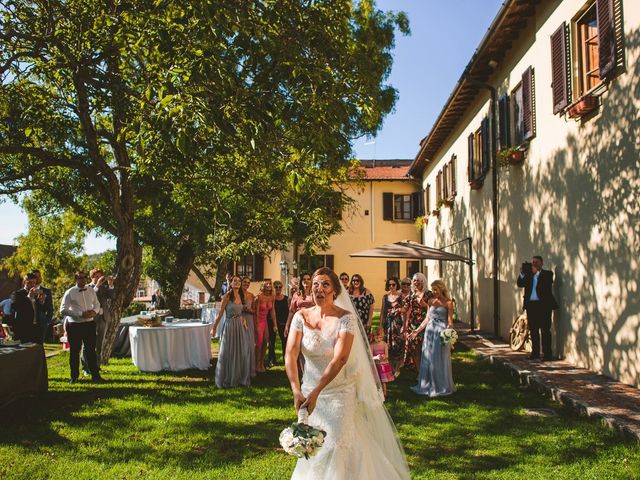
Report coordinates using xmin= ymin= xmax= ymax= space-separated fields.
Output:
xmin=380 ymin=277 xmax=405 ymax=374
xmin=403 ymin=273 xmax=431 ymax=373
xmin=348 ymin=273 xmax=375 ymax=337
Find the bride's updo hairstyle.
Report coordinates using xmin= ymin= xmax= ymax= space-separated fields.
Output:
xmin=312 ymin=267 xmax=342 ymax=299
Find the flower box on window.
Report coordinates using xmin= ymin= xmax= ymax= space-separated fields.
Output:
xmin=567 ymin=95 xmax=598 ymax=119
xmin=431 ymin=209 xmax=440 ymax=217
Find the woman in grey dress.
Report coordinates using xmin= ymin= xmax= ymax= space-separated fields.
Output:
xmin=408 ymin=279 xmax=455 ymax=397
xmin=212 ymin=276 xmax=253 ymax=388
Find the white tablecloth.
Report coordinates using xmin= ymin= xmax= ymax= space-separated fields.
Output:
xmin=129 ymin=321 xmax=212 ymax=372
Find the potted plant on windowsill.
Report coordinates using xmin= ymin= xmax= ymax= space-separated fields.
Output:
xmin=437 ymin=197 xmax=454 ymax=209
xmin=498 ymin=146 xmax=526 ymax=166
xmin=431 ymin=208 xmax=440 ymax=217
xmin=567 ymin=94 xmax=598 ymax=119
xmin=414 ymin=215 xmax=427 ymax=230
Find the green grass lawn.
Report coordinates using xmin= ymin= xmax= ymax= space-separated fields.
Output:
xmin=1 ymin=343 xmax=638 ymax=480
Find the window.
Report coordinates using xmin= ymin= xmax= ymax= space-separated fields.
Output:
xmin=299 ymin=254 xmax=334 ymax=272
xmin=510 ymin=83 xmax=525 ymax=146
xmin=468 ymin=117 xmax=490 ymax=183
xmin=448 ymin=155 xmax=457 ymax=198
xmin=387 ymin=261 xmax=400 ymax=280
xmin=136 ymin=288 xmax=146 ymax=298
xmin=407 ymin=261 xmax=420 ymax=279
xmin=551 ymin=0 xmax=623 ymax=115
xmin=498 ymin=67 xmax=535 ymax=148
xmin=436 ymin=171 xmax=443 ymax=204
xmin=383 ymin=192 xmax=422 ymax=220
xmin=394 ymin=194 xmax=411 ymax=220
xmin=236 ymin=254 xmax=265 ymax=280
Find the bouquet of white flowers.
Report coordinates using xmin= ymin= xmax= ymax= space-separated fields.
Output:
xmin=279 ymin=408 xmax=326 ymax=460
xmin=440 ymin=328 xmax=458 ymax=347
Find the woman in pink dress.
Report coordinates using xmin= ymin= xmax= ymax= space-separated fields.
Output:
xmin=253 ymin=279 xmax=277 ymax=373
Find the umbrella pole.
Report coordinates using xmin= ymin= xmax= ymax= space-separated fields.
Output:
xmin=468 ymin=237 xmax=475 ymax=333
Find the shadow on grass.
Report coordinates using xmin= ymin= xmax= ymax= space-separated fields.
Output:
xmin=1 ymin=345 xmax=637 ymax=478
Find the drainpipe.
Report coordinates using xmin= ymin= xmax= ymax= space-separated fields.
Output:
xmin=472 ymin=82 xmax=500 ymax=336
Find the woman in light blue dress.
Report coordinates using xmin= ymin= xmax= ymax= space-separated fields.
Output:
xmin=408 ymin=279 xmax=455 ymax=397
xmin=212 ymin=276 xmax=253 ymax=388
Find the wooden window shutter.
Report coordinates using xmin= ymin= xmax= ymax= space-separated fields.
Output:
xmin=597 ymin=0 xmax=616 ymax=79
xmin=422 ymin=187 xmax=428 ymax=215
xmin=436 ymin=171 xmax=442 ymax=202
xmin=467 ymin=133 xmax=475 ymax=181
xmin=442 ymin=164 xmax=449 ymax=199
xmin=481 ymin=117 xmax=490 ymax=173
xmin=411 ymin=191 xmax=421 ymax=218
xmin=450 ymin=156 xmax=457 ymax=194
xmin=253 ymin=254 xmax=264 ymax=281
xmin=550 ymin=23 xmax=570 ymax=114
xmin=382 ymin=192 xmax=393 ymax=220
xmin=522 ymin=67 xmax=535 ymax=140
xmin=326 ymin=255 xmax=334 ymax=270
xmin=498 ymin=94 xmax=510 ymax=149
xmin=426 ymin=184 xmax=431 ymax=213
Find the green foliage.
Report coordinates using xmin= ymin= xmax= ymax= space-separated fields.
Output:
xmin=1 ymin=199 xmax=86 ymax=311
xmin=123 ymin=301 xmax=147 ymax=317
xmin=85 ymin=249 xmax=118 ymax=275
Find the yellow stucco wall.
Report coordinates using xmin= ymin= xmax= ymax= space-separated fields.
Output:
xmin=269 ymin=179 xmax=421 ymax=311
xmin=419 ymin=0 xmax=639 ymax=387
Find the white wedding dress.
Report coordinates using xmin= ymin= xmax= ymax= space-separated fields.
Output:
xmin=290 ymin=311 xmax=410 ymax=480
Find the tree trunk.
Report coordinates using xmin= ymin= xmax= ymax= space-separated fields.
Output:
xmin=211 ymin=259 xmax=228 ymax=300
xmin=100 ymin=230 xmax=143 ymax=364
xmin=162 ymin=242 xmax=196 ymax=315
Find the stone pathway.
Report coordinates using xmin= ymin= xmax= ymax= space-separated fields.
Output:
xmin=457 ymin=328 xmax=640 ymax=443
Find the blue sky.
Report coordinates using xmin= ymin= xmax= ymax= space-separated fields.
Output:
xmin=0 ymin=0 xmax=504 ymax=254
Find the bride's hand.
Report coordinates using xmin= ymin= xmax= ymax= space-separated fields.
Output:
xmin=293 ymin=390 xmax=306 ymax=413
xmin=301 ymin=390 xmax=319 ymax=415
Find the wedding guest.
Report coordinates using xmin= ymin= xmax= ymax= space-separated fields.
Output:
xmin=339 ymin=272 xmax=350 ymax=291
xmin=403 ymin=272 xmax=431 ymax=373
xmin=219 ymin=272 xmax=233 ymax=297
xmin=409 ymin=279 xmax=455 ymax=397
xmin=517 ymin=255 xmax=559 ymax=361
xmin=151 ymin=288 xmax=166 ymax=309
xmin=272 ymin=280 xmax=289 ymax=363
xmin=11 ymin=273 xmax=45 ymax=343
xmin=82 ymin=269 xmax=115 ymax=371
xmin=31 ymin=269 xmax=53 ymax=343
xmin=253 ymin=279 xmax=277 ymax=373
xmin=60 ymin=271 xmax=103 ymax=384
xmin=284 ymin=272 xmax=314 ymax=336
xmin=400 ymin=277 xmax=412 ymax=297
xmin=241 ymin=276 xmax=256 ymax=376
xmin=212 ymin=275 xmax=252 ymax=387
xmin=380 ymin=277 xmax=405 ymax=374
xmin=349 ymin=273 xmax=375 ymax=337
xmin=289 ymin=276 xmax=300 ymax=298
xmin=371 ymin=328 xmax=394 ymax=399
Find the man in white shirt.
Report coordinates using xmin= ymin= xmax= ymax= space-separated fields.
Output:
xmin=60 ymin=271 xmax=104 ymax=383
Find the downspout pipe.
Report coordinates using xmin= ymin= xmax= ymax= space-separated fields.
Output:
xmin=471 ymin=83 xmax=500 ymax=336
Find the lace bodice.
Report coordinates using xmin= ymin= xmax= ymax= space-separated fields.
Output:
xmin=291 ymin=312 xmax=357 ymax=394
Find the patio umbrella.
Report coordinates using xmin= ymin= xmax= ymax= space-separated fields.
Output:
xmin=350 ymin=240 xmax=469 ymax=263
xmin=350 ymin=239 xmax=476 ymax=331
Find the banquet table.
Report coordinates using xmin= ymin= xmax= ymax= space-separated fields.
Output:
xmin=129 ymin=321 xmax=212 ymax=372
xmin=0 ymin=343 xmax=48 ymax=407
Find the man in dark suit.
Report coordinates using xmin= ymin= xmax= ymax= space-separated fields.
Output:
xmin=32 ymin=269 xmax=54 ymax=343
xmin=517 ymin=255 xmax=559 ymax=361
xmin=11 ymin=272 xmax=46 ymax=343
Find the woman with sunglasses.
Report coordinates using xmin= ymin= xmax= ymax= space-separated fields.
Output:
xmin=349 ymin=274 xmax=375 ymax=337
xmin=339 ymin=272 xmax=350 ymax=291
xmin=402 ymin=273 xmax=432 ymax=374
xmin=380 ymin=277 xmax=405 ymax=374
xmin=284 ymin=272 xmax=314 ymax=337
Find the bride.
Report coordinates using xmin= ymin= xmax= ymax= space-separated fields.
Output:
xmin=285 ymin=267 xmax=410 ymax=480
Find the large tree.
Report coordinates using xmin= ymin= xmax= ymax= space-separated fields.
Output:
xmin=0 ymin=0 xmax=408 ymax=360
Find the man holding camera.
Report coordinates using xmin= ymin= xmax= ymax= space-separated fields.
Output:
xmin=517 ymin=256 xmax=559 ymax=361
xmin=11 ymin=272 xmax=47 ymax=343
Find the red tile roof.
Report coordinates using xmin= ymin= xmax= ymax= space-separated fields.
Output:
xmin=352 ymin=159 xmax=412 ymax=181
